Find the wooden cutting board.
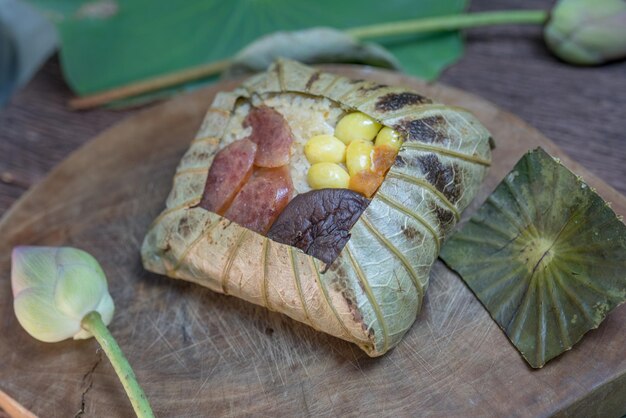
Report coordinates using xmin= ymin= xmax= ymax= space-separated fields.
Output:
xmin=0 ymin=66 xmax=624 ymax=417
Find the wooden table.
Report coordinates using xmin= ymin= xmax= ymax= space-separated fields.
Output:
xmin=1 ymin=0 xmax=625 ymax=416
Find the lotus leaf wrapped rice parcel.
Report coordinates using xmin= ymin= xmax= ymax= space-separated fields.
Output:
xmin=141 ymin=59 xmax=492 ymax=356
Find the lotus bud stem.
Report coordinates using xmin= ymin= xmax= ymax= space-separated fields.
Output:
xmin=11 ymin=246 xmax=154 ymax=418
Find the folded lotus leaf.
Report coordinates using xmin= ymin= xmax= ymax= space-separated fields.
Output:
xmin=441 ymin=148 xmax=626 ymax=368
xmin=141 ymin=59 xmax=492 ymax=356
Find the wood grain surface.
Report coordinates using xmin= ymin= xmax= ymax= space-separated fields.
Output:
xmin=1 ymin=0 xmax=625 ymax=416
xmin=0 ymin=65 xmax=624 ymax=417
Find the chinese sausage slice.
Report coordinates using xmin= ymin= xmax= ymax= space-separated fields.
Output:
xmin=224 ymin=166 xmax=293 ymax=234
xmin=141 ymin=59 xmax=492 ymax=356
xmin=245 ymin=106 xmax=293 ymax=168
xmin=199 ymin=138 xmax=257 ymax=215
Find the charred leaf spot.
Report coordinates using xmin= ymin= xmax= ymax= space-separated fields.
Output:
xmin=343 ymin=291 xmax=354 ymax=306
xmin=328 ymin=261 xmax=347 ymax=279
xmin=375 ymin=92 xmax=429 ymax=112
xmin=348 ymin=296 xmax=372 ymax=337
xmin=359 ymin=83 xmax=388 ymax=93
xmin=396 ymin=116 xmax=447 ymax=144
xmin=203 ymin=219 xmax=216 ymax=245
xmin=268 ymin=189 xmax=370 ymax=265
xmin=432 ymin=203 xmax=455 ymax=230
xmin=416 ymin=154 xmax=462 ymax=204
xmin=330 ymin=272 xmax=347 ymax=292
xmin=401 ymin=225 xmax=420 ymax=240
xmin=331 ymin=274 xmax=373 ymax=338
xmin=177 ymin=216 xmax=192 ymax=238
xmin=349 ymin=78 xmax=366 ymax=84
xmin=305 ymin=72 xmax=321 ymax=91
xmin=393 ymin=154 xmax=407 ymax=168
xmin=331 ymin=274 xmax=356 ymax=309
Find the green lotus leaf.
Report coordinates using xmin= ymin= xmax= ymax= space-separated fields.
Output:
xmin=28 ymin=0 xmax=466 ymax=97
xmin=440 ymin=148 xmax=626 ymax=368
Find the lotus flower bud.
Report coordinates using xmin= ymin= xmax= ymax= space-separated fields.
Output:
xmin=11 ymin=246 xmax=114 ymax=342
xmin=544 ymin=0 xmax=626 ymax=65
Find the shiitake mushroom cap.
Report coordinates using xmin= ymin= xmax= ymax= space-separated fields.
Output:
xmin=268 ymin=188 xmax=370 ymax=265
